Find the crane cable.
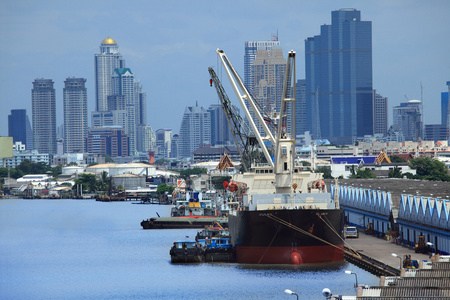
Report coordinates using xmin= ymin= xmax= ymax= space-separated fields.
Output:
xmin=265 ymin=213 xmax=361 ymax=259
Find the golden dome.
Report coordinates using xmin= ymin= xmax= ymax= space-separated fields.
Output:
xmin=101 ymin=37 xmax=117 ymax=45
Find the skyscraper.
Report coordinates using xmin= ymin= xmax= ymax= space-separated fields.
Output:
xmin=305 ymin=8 xmax=373 ymax=145
xmin=251 ymin=46 xmax=286 ymax=114
xmin=63 ymin=78 xmax=87 ymax=153
xmin=155 ymin=128 xmax=172 ymax=158
xmin=207 ymin=104 xmax=233 ymax=146
xmin=94 ymin=37 xmax=125 ymax=112
xmin=178 ymin=105 xmax=211 ymax=159
xmin=392 ymin=100 xmax=422 ymax=141
xmin=244 ymin=36 xmax=280 ymax=90
xmin=295 ymin=79 xmax=306 ymax=137
xmin=111 ymin=68 xmax=136 ymax=154
xmin=32 ymin=79 xmax=56 ymax=154
xmin=8 ymin=109 xmax=33 ymax=150
xmin=441 ymin=81 xmax=450 ymax=139
xmin=373 ymin=91 xmax=388 ymax=135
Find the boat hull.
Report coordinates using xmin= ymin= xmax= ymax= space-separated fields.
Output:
xmin=229 ymin=208 xmax=345 ymax=264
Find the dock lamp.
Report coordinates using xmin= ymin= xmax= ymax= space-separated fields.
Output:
xmin=391 ymin=253 xmax=402 ymax=269
xmin=284 ymin=289 xmax=299 ymax=300
xmin=344 ymin=270 xmax=358 ymax=288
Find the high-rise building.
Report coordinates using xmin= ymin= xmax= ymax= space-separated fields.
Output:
xmin=86 ymin=127 xmax=129 ymax=157
xmin=392 ymin=100 xmax=422 ymax=141
xmin=8 ymin=109 xmax=33 ymax=150
xmin=94 ymin=37 xmax=125 ymax=113
xmin=134 ymin=81 xmax=146 ymax=126
xmin=137 ymin=125 xmax=156 ymax=153
xmin=373 ymin=91 xmax=388 ymax=135
xmin=207 ymin=104 xmax=233 ymax=146
xmin=305 ymin=8 xmax=373 ymax=145
xmin=295 ymin=79 xmax=306 ymax=137
xmin=178 ymin=105 xmax=211 ymax=159
xmin=156 ymin=128 xmax=172 ymax=158
xmin=424 ymin=124 xmax=447 ymax=141
xmin=441 ymin=81 xmax=450 ymax=139
xmin=32 ymin=79 xmax=57 ymax=154
xmin=111 ymin=68 xmax=136 ymax=154
xmin=251 ymin=46 xmax=286 ymax=114
xmin=171 ymin=134 xmax=179 ymax=159
xmin=244 ymin=36 xmax=280 ymax=90
xmin=63 ymin=78 xmax=87 ymax=153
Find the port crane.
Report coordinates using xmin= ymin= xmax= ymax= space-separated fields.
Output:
xmin=214 ymin=49 xmax=297 ymax=188
xmin=208 ymin=67 xmax=257 ymax=172
xmin=215 ymin=49 xmax=276 ymax=169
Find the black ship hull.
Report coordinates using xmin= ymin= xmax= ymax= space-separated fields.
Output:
xmin=229 ymin=208 xmax=345 ymax=264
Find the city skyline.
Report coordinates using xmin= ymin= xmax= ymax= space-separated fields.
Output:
xmin=1 ymin=1 xmax=449 ymax=138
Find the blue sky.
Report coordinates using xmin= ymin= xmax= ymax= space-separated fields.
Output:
xmin=1 ymin=0 xmax=449 ymax=137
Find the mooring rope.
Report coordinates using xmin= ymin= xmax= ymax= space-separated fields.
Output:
xmin=265 ymin=213 xmax=361 ymax=259
xmin=257 ymin=228 xmax=279 ymax=264
xmin=318 ymin=214 xmax=361 ymax=258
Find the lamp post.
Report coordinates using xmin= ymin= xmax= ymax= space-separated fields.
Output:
xmin=344 ymin=270 xmax=358 ymax=288
xmin=284 ymin=289 xmax=299 ymax=300
xmin=426 ymin=242 xmax=437 ymax=256
xmin=391 ymin=253 xmax=402 ymax=269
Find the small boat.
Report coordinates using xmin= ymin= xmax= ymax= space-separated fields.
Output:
xmin=202 ymin=237 xmax=235 ymax=262
xmin=169 ymin=241 xmax=203 ymax=263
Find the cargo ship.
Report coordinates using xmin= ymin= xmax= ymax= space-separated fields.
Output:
xmin=213 ymin=49 xmax=344 ymax=265
xmin=227 ymin=166 xmax=344 ymax=265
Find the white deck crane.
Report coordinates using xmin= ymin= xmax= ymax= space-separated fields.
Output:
xmin=215 ymin=49 xmax=275 ymax=169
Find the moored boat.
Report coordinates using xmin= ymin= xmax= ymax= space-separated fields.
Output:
xmin=169 ymin=241 xmax=203 ymax=263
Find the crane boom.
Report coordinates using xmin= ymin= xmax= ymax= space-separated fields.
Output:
xmin=216 ymin=49 xmax=275 ymax=169
xmin=208 ymin=67 xmax=256 ymax=172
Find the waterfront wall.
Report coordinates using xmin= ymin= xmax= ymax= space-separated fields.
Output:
xmin=332 ymin=184 xmax=450 ymax=255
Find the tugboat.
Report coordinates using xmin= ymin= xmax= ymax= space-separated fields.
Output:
xmin=169 ymin=241 xmax=204 ymax=263
xmin=213 ymin=49 xmax=345 ymax=265
xmin=202 ymin=237 xmax=235 ymax=262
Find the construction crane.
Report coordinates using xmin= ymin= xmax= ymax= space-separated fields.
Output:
xmin=208 ymin=67 xmax=257 ymax=172
xmin=215 ymin=49 xmax=275 ymax=169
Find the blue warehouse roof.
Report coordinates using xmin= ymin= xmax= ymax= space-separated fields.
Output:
xmin=331 ymin=156 xmax=377 ymax=164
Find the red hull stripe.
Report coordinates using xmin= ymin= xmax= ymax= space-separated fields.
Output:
xmin=236 ymin=244 xmax=344 ymax=264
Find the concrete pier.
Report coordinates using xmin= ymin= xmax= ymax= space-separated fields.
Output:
xmin=345 ymin=232 xmax=432 ymax=276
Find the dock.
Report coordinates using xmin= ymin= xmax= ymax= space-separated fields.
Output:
xmin=344 ymin=232 xmax=432 ymax=276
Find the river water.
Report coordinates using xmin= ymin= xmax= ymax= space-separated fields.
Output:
xmin=0 ymin=199 xmax=379 ymax=299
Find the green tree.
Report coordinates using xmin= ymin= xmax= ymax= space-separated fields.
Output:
xmin=68 ymin=162 xmax=78 ymax=166
xmin=316 ymin=166 xmax=333 ymax=179
xmin=0 ymin=167 xmax=24 ymax=179
xmin=388 ymin=166 xmax=403 ymax=178
xmin=409 ymin=157 xmax=450 ymax=181
xmin=389 ymin=156 xmax=407 ymax=163
xmin=97 ymin=171 xmax=111 ymax=192
xmin=73 ymin=173 xmax=98 ymax=192
xmin=16 ymin=159 xmax=50 ymax=175
xmin=51 ymin=165 xmax=62 ymax=179
xmin=157 ymin=183 xmax=174 ymax=194
xmin=349 ymin=168 xmax=376 ymax=179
